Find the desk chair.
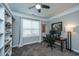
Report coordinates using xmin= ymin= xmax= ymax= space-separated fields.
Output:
xmin=46 ymin=34 xmax=55 ymax=49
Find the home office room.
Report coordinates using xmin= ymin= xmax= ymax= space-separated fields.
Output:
xmin=0 ymin=0 xmax=79 ymax=58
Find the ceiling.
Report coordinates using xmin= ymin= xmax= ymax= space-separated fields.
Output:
xmin=8 ymin=3 xmax=79 ymax=19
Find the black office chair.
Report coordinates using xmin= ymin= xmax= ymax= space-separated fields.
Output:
xmin=46 ymin=34 xmax=56 ymax=49
xmin=49 ymin=30 xmax=61 ymax=48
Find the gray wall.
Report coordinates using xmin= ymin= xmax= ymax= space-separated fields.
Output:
xmin=47 ymin=11 xmax=79 ymax=53
xmin=12 ymin=16 xmax=21 ymax=47
xmin=12 ymin=16 xmax=41 ymax=47
xmin=23 ymin=36 xmax=40 ymax=45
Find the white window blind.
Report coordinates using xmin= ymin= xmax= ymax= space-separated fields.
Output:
xmin=23 ymin=19 xmax=40 ymax=37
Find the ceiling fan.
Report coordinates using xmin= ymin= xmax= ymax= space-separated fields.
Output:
xmin=29 ymin=4 xmax=50 ymax=13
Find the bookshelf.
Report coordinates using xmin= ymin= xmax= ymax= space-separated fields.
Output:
xmin=0 ymin=4 xmax=12 ymax=56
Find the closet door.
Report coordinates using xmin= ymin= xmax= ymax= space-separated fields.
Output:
xmin=42 ymin=24 xmax=46 ymax=33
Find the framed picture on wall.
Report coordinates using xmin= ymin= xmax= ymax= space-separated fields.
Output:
xmin=51 ymin=22 xmax=62 ymax=33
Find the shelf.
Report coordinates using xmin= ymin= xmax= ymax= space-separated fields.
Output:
xmin=0 ymin=33 xmax=3 ymax=35
xmin=0 ymin=48 xmax=3 ymax=56
xmin=5 ymin=47 xmax=11 ymax=56
xmin=6 ymin=29 xmax=12 ymax=32
xmin=5 ymin=31 xmax=12 ymax=34
xmin=0 ymin=45 xmax=3 ymax=50
xmin=0 ymin=32 xmax=3 ymax=35
xmin=5 ymin=38 xmax=12 ymax=45
xmin=0 ymin=19 xmax=3 ymax=21
xmin=0 ymin=7 xmax=4 ymax=20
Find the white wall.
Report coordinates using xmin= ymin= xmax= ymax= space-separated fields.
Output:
xmin=47 ymin=11 xmax=79 ymax=53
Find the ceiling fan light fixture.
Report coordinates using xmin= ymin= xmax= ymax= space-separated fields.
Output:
xmin=35 ymin=4 xmax=41 ymax=9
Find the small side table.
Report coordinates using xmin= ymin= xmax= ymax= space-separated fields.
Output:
xmin=56 ymin=37 xmax=68 ymax=51
xmin=60 ymin=38 xmax=68 ymax=51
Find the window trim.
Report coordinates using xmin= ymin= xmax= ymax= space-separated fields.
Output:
xmin=22 ymin=19 xmax=40 ymax=37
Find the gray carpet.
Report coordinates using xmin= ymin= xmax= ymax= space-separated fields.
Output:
xmin=12 ymin=42 xmax=79 ymax=56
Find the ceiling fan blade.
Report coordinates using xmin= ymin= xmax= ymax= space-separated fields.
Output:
xmin=41 ymin=4 xmax=50 ymax=9
xmin=29 ymin=5 xmax=35 ymax=9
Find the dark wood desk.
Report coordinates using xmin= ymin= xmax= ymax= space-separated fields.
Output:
xmin=43 ymin=36 xmax=68 ymax=51
xmin=55 ymin=37 xmax=68 ymax=51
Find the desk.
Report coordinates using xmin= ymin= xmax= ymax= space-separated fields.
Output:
xmin=56 ymin=37 xmax=68 ymax=51
xmin=43 ymin=36 xmax=68 ymax=51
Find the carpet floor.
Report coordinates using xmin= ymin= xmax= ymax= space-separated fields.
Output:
xmin=12 ymin=42 xmax=79 ymax=56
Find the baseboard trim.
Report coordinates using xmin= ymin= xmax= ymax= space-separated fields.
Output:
xmin=12 ymin=40 xmax=42 ymax=48
xmin=20 ymin=40 xmax=42 ymax=47
xmin=55 ymin=42 xmax=79 ymax=54
xmin=72 ymin=49 xmax=79 ymax=53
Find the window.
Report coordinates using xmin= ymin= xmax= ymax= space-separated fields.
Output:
xmin=23 ymin=19 xmax=40 ymax=37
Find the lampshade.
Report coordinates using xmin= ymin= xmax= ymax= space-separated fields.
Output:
xmin=65 ymin=24 xmax=75 ymax=32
